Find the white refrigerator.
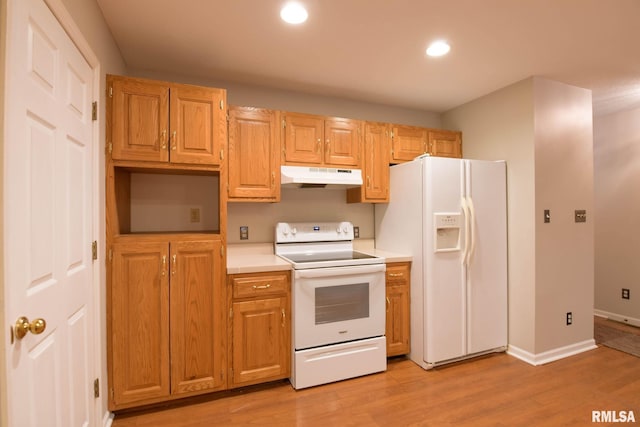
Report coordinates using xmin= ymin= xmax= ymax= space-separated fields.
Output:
xmin=375 ymin=156 xmax=507 ymax=369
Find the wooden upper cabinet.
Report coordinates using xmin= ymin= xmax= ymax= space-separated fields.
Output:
xmin=282 ymin=112 xmax=361 ymax=167
xmin=324 ymin=118 xmax=361 ymax=167
xmin=282 ymin=113 xmax=323 ymax=164
xmin=108 ymin=75 xmax=226 ymax=166
xmin=110 ymin=77 xmax=169 ymax=162
xmin=169 ymin=84 xmax=226 ymax=165
xmin=429 ymin=130 xmax=462 ymax=158
xmin=347 ymin=122 xmax=389 ymax=203
xmin=228 ymin=107 xmax=280 ymax=201
xmin=391 ymin=125 xmax=428 ymax=163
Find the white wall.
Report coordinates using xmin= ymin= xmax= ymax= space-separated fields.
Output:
xmin=131 ymin=69 xmax=443 ymax=129
xmin=442 ymin=77 xmax=595 ymax=359
xmin=442 ymin=78 xmax=537 ymax=353
xmin=0 ymin=0 xmax=8 ymax=424
xmin=533 ymin=78 xmax=594 ymax=353
xmin=594 ymin=106 xmax=640 ymax=325
xmin=228 ymin=189 xmax=374 ymax=244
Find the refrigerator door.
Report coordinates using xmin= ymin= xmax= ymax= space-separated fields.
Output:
xmin=465 ymin=160 xmax=508 ymax=354
xmin=423 ymin=157 xmax=467 ymax=364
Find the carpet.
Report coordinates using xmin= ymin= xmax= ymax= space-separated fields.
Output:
xmin=594 ymin=319 xmax=640 ymax=358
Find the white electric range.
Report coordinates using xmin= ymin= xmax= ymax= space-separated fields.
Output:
xmin=275 ymin=221 xmax=387 ymax=389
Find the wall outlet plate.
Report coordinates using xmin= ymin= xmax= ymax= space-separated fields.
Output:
xmin=622 ymin=288 xmax=630 ymax=300
xmin=575 ymin=209 xmax=587 ymax=223
xmin=240 ymin=226 xmax=249 ymax=240
xmin=544 ymin=209 xmax=550 ymax=223
xmin=566 ymin=312 xmax=573 ymax=325
xmin=353 ymin=226 xmax=360 ymax=238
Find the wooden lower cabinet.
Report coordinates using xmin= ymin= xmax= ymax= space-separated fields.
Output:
xmin=109 ymin=237 xmax=225 ymax=410
xmin=385 ymin=262 xmax=411 ymax=357
xmin=228 ymin=271 xmax=291 ymax=388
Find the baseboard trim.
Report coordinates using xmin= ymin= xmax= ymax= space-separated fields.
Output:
xmin=507 ymin=339 xmax=597 ymax=366
xmin=103 ymin=411 xmax=114 ymax=427
xmin=594 ymin=309 xmax=640 ymax=328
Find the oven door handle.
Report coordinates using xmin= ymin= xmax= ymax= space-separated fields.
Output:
xmin=294 ymin=264 xmax=386 ymax=279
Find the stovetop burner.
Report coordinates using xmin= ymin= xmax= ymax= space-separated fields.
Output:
xmin=274 ymin=222 xmax=384 ymax=269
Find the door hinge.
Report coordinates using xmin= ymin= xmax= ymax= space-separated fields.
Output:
xmin=108 ymin=248 xmax=113 ymax=262
xmin=92 ymin=102 xmax=98 ymax=121
xmin=282 ymin=119 xmax=286 ymax=129
xmin=93 ymin=378 xmax=100 ymax=398
xmin=221 ymin=245 xmax=225 ymax=257
xmin=220 ymin=149 xmax=224 ymax=161
xmin=108 ymin=86 xmax=113 ymax=98
xmin=110 ymin=388 xmax=114 ymax=399
xmin=92 ymin=241 xmax=98 ymax=261
xmin=107 ymin=142 xmax=113 ymax=155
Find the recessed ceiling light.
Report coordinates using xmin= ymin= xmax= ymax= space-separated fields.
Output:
xmin=280 ymin=2 xmax=308 ymax=24
xmin=426 ymin=40 xmax=451 ymax=57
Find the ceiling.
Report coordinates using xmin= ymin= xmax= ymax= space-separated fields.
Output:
xmin=96 ymin=0 xmax=640 ymax=116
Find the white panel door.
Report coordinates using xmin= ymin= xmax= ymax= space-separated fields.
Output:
xmin=423 ymin=157 xmax=466 ymax=364
xmin=465 ymin=160 xmax=508 ymax=354
xmin=4 ymin=0 xmax=95 ymax=425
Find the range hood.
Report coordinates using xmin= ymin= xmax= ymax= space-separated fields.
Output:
xmin=280 ymin=165 xmax=363 ymax=188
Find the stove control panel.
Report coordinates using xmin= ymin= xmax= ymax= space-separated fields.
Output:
xmin=275 ymin=222 xmax=354 ymax=243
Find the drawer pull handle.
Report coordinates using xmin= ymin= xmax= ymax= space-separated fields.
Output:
xmin=388 ymin=273 xmax=403 ymax=277
xmin=252 ymin=283 xmax=271 ymax=290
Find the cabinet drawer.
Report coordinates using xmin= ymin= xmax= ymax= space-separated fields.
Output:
xmin=232 ymin=273 xmax=289 ymax=298
xmin=386 ymin=263 xmax=410 ymax=285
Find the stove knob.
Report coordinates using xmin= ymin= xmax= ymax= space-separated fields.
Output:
xmin=292 ymin=227 xmax=297 ymax=235
xmin=336 ymin=227 xmax=342 ymax=233
xmin=343 ymin=227 xmax=349 ymax=233
xmin=282 ymin=228 xmax=289 ymax=236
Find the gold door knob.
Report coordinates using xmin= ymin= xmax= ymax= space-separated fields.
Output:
xmin=14 ymin=316 xmax=47 ymax=340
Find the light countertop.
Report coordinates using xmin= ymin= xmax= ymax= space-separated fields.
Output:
xmin=227 ymin=240 xmax=412 ymax=274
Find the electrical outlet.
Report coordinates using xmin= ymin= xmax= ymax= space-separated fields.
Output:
xmin=544 ymin=209 xmax=550 ymax=223
xmin=189 ymin=208 xmax=201 ymax=223
xmin=353 ymin=226 xmax=360 ymax=238
xmin=575 ymin=209 xmax=587 ymax=223
xmin=240 ymin=226 xmax=249 ymax=240
xmin=622 ymin=288 xmax=630 ymax=300
xmin=566 ymin=312 xmax=573 ymax=325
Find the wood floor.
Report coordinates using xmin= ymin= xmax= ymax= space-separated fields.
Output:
xmin=112 ymin=344 xmax=640 ymax=426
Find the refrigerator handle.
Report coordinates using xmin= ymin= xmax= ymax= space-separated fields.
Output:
xmin=461 ymin=197 xmax=470 ymax=266
xmin=467 ymin=196 xmax=476 ymax=265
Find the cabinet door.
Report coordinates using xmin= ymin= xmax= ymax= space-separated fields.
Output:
xmin=170 ymin=239 xmax=225 ymax=395
xmin=324 ymin=118 xmax=361 ymax=167
xmin=391 ymin=125 xmax=428 ymax=163
xmin=386 ymin=263 xmax=410 ymax=357
xmin=169 ymin=84 xmax=226 ymax=165
xmin=364 ymin=122 xmax=389 ymax=201
xmin=111 ymin=241 xmax=170 ymax=407
xmin=429 ymin=130 xmax=462 ymax=158
xmin=228 ymin=107 xmax=280 ymax=201
xmin=231 ymin=297 xmax=289 ymax=387
xmin=282 ymin=112 xmax=324 ymax=165
xmin=110 ymin=76 xmax=169 ymax=162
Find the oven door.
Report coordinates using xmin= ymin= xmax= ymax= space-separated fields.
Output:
xmin=293 ymin=263 xmax=386 ymax=350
